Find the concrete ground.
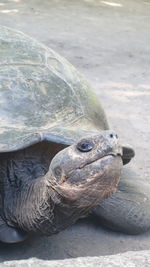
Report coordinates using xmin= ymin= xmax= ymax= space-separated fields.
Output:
xmin=0 ymin=0 xmax=150 ymax=262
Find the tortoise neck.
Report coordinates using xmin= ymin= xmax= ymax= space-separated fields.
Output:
xmin=4 ymin=173 xmax=80 ymax=235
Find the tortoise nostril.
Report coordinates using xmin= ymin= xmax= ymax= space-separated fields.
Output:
xmin=109 ymin=133 xmax=118 ymax=139
xmin=109 ymin=133 xmax=114 ymax=138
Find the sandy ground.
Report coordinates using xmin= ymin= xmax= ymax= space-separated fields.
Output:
xmin=0 ymin=0 xmax=150 ymax=262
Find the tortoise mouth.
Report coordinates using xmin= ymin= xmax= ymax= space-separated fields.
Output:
xmin=76 ymin=154 xmax=122 ymax=187
xmin=58 ymin=153 xmax=122 ymax=187
xmin=78 ymin=152 xmax=122 ymax=169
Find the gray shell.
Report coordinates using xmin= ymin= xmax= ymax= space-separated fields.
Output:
xmin=0 ymin=26 xmax=109 ymax=152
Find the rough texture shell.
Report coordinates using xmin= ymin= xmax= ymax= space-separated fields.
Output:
xmin=0 ymin=26 xmax=109 ymax=152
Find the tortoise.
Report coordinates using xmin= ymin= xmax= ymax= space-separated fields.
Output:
xmin=0 ymin=26 xmax=149 ymax=243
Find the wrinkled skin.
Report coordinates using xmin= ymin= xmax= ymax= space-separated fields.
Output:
xmin=0 ymin=131 xmax=122 ymax=243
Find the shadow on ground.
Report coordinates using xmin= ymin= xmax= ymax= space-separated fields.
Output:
xmin=0 ymin=217 xmax=150 ymax=261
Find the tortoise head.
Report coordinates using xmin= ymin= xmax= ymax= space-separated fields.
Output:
xmin=50 ymin=130 xmax=123 ymax=209
xmin=4 ymin=131 xmax=123 ymax=236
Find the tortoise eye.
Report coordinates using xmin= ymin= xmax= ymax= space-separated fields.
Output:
xmin=77 ymin=140 xmax=94 ymax=152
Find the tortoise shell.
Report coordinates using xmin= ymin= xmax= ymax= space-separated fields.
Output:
xmin=0 ymin=26 xmax=109 ymax=152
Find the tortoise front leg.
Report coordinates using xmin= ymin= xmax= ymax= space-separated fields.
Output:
xmin=92 ymin=167 xmax=150 ymax=234
xmin=0 ymin=215 xmax=28 ymax=243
